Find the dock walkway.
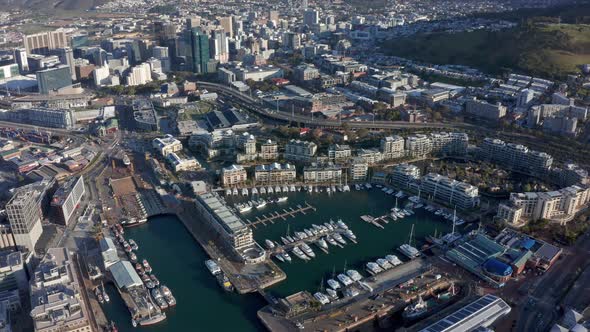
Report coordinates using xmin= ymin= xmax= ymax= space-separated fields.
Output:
xmin=246 ymin=202 xmax=316 ymax=228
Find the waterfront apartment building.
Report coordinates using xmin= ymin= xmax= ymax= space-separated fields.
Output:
xmin=195 ymin=193 xmax=254 ymax=250
xmin=497 ymin=185 xmax=590 ymax=225
xmin=259 ymin=140 xmax=279 ymax=160
xmin=30 ymin=248 xmax=92 ymax=332
xmin=391 ymin=164 xmax=421 ymax=189
xmin=303 ymin=163 xmax=342 ymax=184
xmin=465 ymin=98 xmax=507 ymax=120
xmin=480 ymin=138 xmax=553 ymax=175
xmin=430 ymin=132 xmax=469 ymax=156
xmin=356 ymin=149 xmax=383 ymax=165
xmin=50 ymin=176 xmax=85 ymax=226
xmin=350 ymin=157 xmax=368 ymax=182
xmin=420 ymin=173 xmax=480 ymax=210
xmin=6 ymin=189 xmax=44 ymax=252
xmin=167 ymin=152 xmax=201 ymax=172
xmin=254 ymin=163 xmax=296 ymax=184
xmin=284 ymin=139 xmax=317 ymax=162
xmin=328 ymin=144 xmax=351 ymax=163
xmin=152 ymin=134 xmax=183 ymax=157
xmin=405 ymin=134 xmax=433 ymax=158
xmin=221 ymin=165 xmax=247 ymax=187
xmin=380 ymin=135 xmax=405 ymax=160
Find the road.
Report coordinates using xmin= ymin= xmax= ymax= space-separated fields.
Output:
xmin=516 ymin=230 xmax=590 ymax=332
xmin=0 ymin=120 xmax=80 ymax=136
xmin=196 ymin=81 xmax=478 ymax=131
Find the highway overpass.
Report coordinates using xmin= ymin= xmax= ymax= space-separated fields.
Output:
xmin=196 ymin=81 xmax=476 ymax=131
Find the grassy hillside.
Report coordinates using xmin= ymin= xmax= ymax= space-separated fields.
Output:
xmin=0 ymin=0 xmax=109 ymax=11
xmin=380 ymin=23 xmax=590 ymax=78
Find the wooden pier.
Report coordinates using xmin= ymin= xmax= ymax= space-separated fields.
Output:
xmin=246 ymin=202 xmax=316 ymax=228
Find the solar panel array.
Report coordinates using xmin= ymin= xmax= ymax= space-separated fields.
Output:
xmin=420 ymin=294 xmax=510 ymax=332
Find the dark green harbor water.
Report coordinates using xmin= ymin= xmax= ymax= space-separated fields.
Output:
xmin=102 ymin=188 xmax=451 ymax=331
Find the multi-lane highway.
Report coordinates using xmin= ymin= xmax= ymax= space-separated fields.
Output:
xmin=196 ymin=81 xmax=476 ymax=131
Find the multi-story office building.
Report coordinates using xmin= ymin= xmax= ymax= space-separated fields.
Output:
xmin=405 ymin=134 xmax=433 ymax=158
xmin=430 ymin=132 xmax=469 ymax=156
xmin=465 ymin=98 xmax=507 ymax=120
xmin=350 ymin=157 xmax=368 ymax=182
xmin=195 ymin=193 xmax=254 ymax=250
xmin=420 ymin=173 xmax=480 ymax=210
xmin=0 ymin=107 xmax=75 ymax=129
xmin=497 ymin=185 xmax=590 ymax=225
xmin=219 ymin=16 xmax=233 ymax=38
xmin=328 ymin=144 xmax=351 ymax=163
xmin=391 ymin=164 xmax=421 ymax=189
xmin=6 ymin=189 xmax=44 ymax=252
xmin=126 ymin=62 xmax=152 ymax=86
xmin=210 ymin=29 xmax=229 ymax=64
xmin=190 ymin=28 xmax=210 ymax=74
xmin=152 ymin=134 xmax=183 ymax=157
xmin=380 ymin=135 xmax=405 ymax=160
xmin=24 ymin=30 xmax=67 ymax=55
xmin=303 ymin=9 xmax=320 ymax=26
xmin=260 ymin=140 xmax=279 ymax=160
xmin=303 ymin=163 xmax=342 ymax=184
xmin=221 ymin=165 xmax=247 ymax=186
xmin=50 ymin=176 xmax=85 ymax=226
xmin=0 ymin=251 xmax=28 ymax=298
xmin=254 ymin=163 xmax=296 ymax=184
xmin=284 ymin=139 xmax=317 ymax=162
xmin=14 ymin=48 xmax=29 ymax=73
xmin=480 ymin=138 xmax=553 ymax=175
xmin=36 ymin=65 xmax=72 ymax=94
xmin=30 ymin=248 xmax=92 ymax=332
xmin=56 ymin=47 xmax=76 ymax=80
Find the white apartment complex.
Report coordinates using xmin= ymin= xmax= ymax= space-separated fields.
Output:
xmin=419 ymin=173 xmax=480 ymax=210
xmin=152 ymin=134 xmax=183 ymax=157
xmin=391 ymin=163 xmax=421 ymax=189
xmin=254 ymin=163 xmax=296 ymax=184
xmin=284 ymin=139 xmax=317 ymax=162
xmin=480 ymin=138 xmax=553 ymax=175
xmin=497 ymin=185 xmax=590 ymax=225
xmin=303 ymin=163 xmax=343 ymax=184
xmin=380 ymin=135 xmax=405 ymax=160
xmin=221 ymin=165 xmax=247 ymax=186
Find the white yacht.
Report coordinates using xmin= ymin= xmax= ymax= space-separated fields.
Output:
xmin=265 ymin=239 xmax=275 ymax=249
xmin=337 ymin=219 xmax=348 ymax=229
xmin=260 ymin=187 xmax=266 ymax=194
xmin=337 ymin=273 xmax=353 ymax=286
xmin=327 ymin=279 xmax=341 ymax=290
xmin=325 ymin=236 xmax=338 ymax=246
xmin=276 ymin=196 xmax=288 ymax=203
xmin=292 ymin=247 xmax=308 ymax=260
xmin=282 ymin=252 xmax=292 ymax=262
xmin=275 ymin=185 xmax=281 ymax=193
xmin=255 ymin=200 xmax=267 ymax=209
xmin=346 ymin=270 xmax=363 ymax=282
xmin=399 ymin=244 xmax=421 ymax=259
xmin=326 ymin=288 xmax=338 ymax=300
xmin=300 ymin=243 xmax=316 ymax=258
xmin=283 ymin=185 xmax=289 ymax=192
xmin=314 ymin=292 xmax=330 ymax=305
xmin=205 ymin=260 xmax=221 ymax=275
xmin=366 ymin=262 xmax=384 ymax=275
xmin=242 ymin=188 xmax=249 ymax=196
xmin=343 ymin=287 xmax=360 ymax=298
xmin=232 ymin=188 xmax=238 ymax=195
xmin=385 ymin=254 xmax=402 ymax=266
xmin=267 ymin=186 xmax=274 ymax=194
xmin=251 ymin=187 xmax=258 ymax=195
xmin=343 ymin=229 xmax=357 ymax=242
xmin=290 ymin=185 xmax=296 ymax=192
xmin=376 ymin=258 xmax=393 ymax=270
xmin=316 ymin=238 xmax=328 ymax=250
xmin=333 ymin=233 xmax=346 ymax=245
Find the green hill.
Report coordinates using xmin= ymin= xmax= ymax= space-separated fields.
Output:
xmin=379 ymin=7 xmax=590 ymax=79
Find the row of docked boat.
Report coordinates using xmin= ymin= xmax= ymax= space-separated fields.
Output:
xmin=95 ymin=283 xmax=110 ymax=304
xmin=318 ymin=269 xmax=372 ymax=304
xmin=204 ymin=260 xmax=235 ymax=292
xmin=225 ymin=185 xmax=297 ymax=196
xmin=234 ymin=196 xmax=288 ymax=213
xmin=113 ymin=226 xmax=176 ymax=312
xmin=303 ymin=184 xmax=351 ymax=194
xmin=427 ymin=206 xmax=466 ymax=225
xmin=366 ymin=254 xmax=403 ymax=275
xmin=270 ymin=220 xmax=357 ymax=262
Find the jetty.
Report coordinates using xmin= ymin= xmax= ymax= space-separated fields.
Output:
xmin=360 ymin=215 xmax=385 ymax=229
xmin=246 ymin=203 xmax=316 ymax=228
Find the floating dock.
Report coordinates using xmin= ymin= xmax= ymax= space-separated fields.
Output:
xmin=246 ymin=203 xmax=316 ymax=228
